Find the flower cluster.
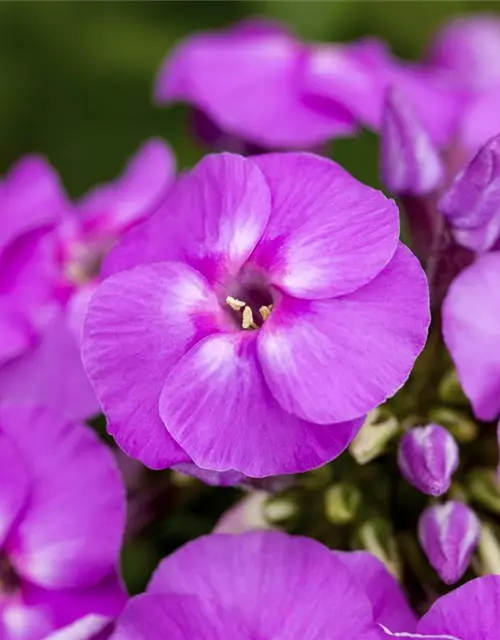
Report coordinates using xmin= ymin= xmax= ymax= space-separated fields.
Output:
xmin=1 ymin=9 xmax=500 ymax=639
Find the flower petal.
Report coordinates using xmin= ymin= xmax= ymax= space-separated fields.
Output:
xmin=0 ymin=308 xmax=100 ymax=423
xmin=147 ymin=531 xmax=380 ymax=640
xmin=111 ymin=593 xmax=248 ymax=640
xmin=442 ymin=253 xmax=500 ymax=421
xmin=0 ymin=430 xmax=30 ymax=546
xmin=0 ymin=405 xmax=125 ymax=589
xmin=159 ymin=333 xmax=362 ymax=477
xmin=79 ymin=139 xmax=175 ymax=238
xmin=46 ymin=616 xmax=113 ymax=640
xmin=335 ymin=551 xmax=417 ymax=632
xmin=418 ymin=575 xmax=500 ymax=640
xmin=155 ymin=27 xmax=355 ymax=148
xmin=82 ymin=262 xmax=223 ymax=469
xmin=103 ymin=153 xmax=271 ymax=285
xmin=249 ymin=152 xmax=399 ymax=299
xmin=258 ymin=243 xmax=429 ymax=424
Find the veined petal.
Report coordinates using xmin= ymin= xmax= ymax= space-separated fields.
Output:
xmin=159 ymin=333 xmax=362 ymax=477
xmin=249 ymin=152 xmax=400 ymax=299
xmin=103 ymin=153 xmax=271 ymax=285
xmin=82 ymin=262 xmax=223 ymax=469
xmin=147 ymin=531 xmax=380 ymax=640
xmin=258 ymin=243 xmax=429 ymax=424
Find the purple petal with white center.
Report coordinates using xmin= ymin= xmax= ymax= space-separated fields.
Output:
xmin=398 ymin=424 xmax=459 ymax=496
xmin=111 ymin=593 xmax=249 ymax=640
xmin=0 ymin=155 xmax=68 ymax=255
xmin=258 ymin=243 xmax=429 ymax=425
xmin=159 ymin=332 xmax=362 ymax=477
xmin=418 ymin=501 xmax=480 ymax=585
xmin=442 ymin=253 xmax=500 ymax=421
xmin=82 ymin=262 xmax=224 ymax=469
xmin=335 ymin=551 xmax=417 ymax=632
xmin=0 ymin=430 xmax=30 ymax=546
xmin=380 ymin=88 xmax=444 ymax=196
xmin=249 ymin=152 xmax=399 ymax=299
xmin=155 ymin=26 xmax=355 ymax=148
xmin=0 ymin=405 xmax=125 ymax=589
xmin=147 ymin=531 xmax=380 ymax=640
xmin=418 ymin=574 xmax=500 ymax=640
xmin=440 ymin=134 xmax=500 ymax=252
xmin=427 ymin=15 xmax=500 ymax=92
xmin=79 ymin=139 xmax=175 ymax=238
xmin=0 ymin=308 xmax=100 ymax=423
xmin=103 ymin=153 xmax=271 ymax=284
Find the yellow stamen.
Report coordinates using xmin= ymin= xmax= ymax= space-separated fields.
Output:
xmin=242 ymin=306 xmax=259 ymax=330
xmin=259 ymin=305 xmax=273 ymax=322
xmin=226 ymin=296 xmax=246 ymax=311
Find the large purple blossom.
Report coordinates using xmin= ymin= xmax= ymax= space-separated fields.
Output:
xmin=381 ymin=574 xmax=500 ymax=639
xmin=0 ymin=141 xmax=174 ymax=421
xmin=0 ymin=405 xmax=126 ymax=639
xmin=82 ymin=151 xmax=429 ymax=477
xmin=109 ymin=531 xmax=415 ymax=639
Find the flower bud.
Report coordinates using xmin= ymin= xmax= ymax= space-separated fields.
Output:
xmin=214 ymin=491 xmax=272 ymax=535
xmin=380 ymin=87 xmax=444 ymax=196
xmin=439 ymin=134 xmax=500 ymax=252
xmin=477 ymin=521 xmax=500 ymax=576
xmin=428 ymin=407 xmax=478 ymax=443
xmin=324 ymin=483 xmax=361 ymax=525
xmin=356 ymin=517 xmax=402 ymax=580
xmin=398 ymin=424 xmax=459 ymax=496
xmin=350 ymin=407 xmax=399 ymax=465
xmin=418 ymin=501 xmax=480 ymax=584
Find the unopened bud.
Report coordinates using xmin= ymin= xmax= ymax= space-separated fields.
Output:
xmin=262 ymin=495 xmax=298 ymax=526
xmin=476 ymin=522 xmax=500 ymax=576
xmin=438 ymin=369 xmax=469 ymax=405
xmin=350 ymin=407 xmax=399 ymax=465
xmin=214 ymin=491 xmax=271 ymax=535
xmin=380 ymin=87 xmax=444 ymax=196
xmin=324 ymin=484 xmax=361 ymax=525
xmin=356 ymin=518 xmax=402 ymax=580
xmin=398 ymin=424 xmax=459 ymax=496
xmin=418 ymin=501 xmax=480 ymax=584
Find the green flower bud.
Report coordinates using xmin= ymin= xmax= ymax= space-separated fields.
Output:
xmin=438 ymin=369 xmax=469 ymax=405
xmin=324 ymin=484 xmax=361 ymax=525
xmin=350 ymin=408 xmax=399 ymax=465
xmin=468 ymin=468 xmax=500 ymax=515
xmin=428 ymin=408 xmax=478 ymax=444
xmin=477 ymin=522 xmax=500 ymax=576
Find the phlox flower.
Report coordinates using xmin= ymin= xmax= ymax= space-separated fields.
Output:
xmin=83 ymin=151 xmax=429 ymax=477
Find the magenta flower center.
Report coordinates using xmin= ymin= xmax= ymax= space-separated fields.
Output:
xmin=225 ymin=280 xmax=274 ymax=330
xmin=0 ymin=554 xmax=19 ymax=597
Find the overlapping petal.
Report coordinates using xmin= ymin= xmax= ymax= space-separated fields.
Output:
xmin=103 ymin=153 xmax=271 ymax=283
xmin=249 ymin=153 xmax=399 ymax=299
xmin=159 ymin=333 xmax=362 ymax=477
xmin=82 ymin=262 xmax=225 ymax=469
xmin=257 ymin=244 xmax=429 ymax=424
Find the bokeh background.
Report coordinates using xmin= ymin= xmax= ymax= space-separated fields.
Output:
xmin=1 ymin=0 xmax=498 ymax=195
xmin=2 ymin=0 xmax=497 ymax=594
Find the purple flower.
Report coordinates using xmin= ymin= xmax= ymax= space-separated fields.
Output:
xmin=0 ymin=405 xmax=126 ymax=639
xmin=427 ymin=15 xmax=500 ymax=93
xmin=398 ymin=424 xmax=459 ymax=496
xmin=109 ymin=531 xmax=413 ymax=639
xmin=418 ymin=501 xmax=480 ymax=585
xmin=155 ymin=19 xmax=360 ymax=150
xmin=0 ymin=141 xmax=174 ymax=422
xmin=82 ymin=152 xmax=429 ymax=477
xmin=440 ymin=134 xmax=500 ymax=253
xmin=381 ymin=574 xmax=500 ymax=640
xmin=443 ymin=253 xmax=500 ymax=421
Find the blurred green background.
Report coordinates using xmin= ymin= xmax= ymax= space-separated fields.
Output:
xmin=0 ymin=0 xmax=498 ymax=196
